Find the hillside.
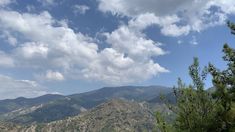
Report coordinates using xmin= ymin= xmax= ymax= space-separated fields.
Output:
xmin=0 ymin=99 xmax=156 ymax=132
xmin=0 ymin=86 xmax=172 ymax=124
xmin=0 ymin=94 xmax=64 ymax=115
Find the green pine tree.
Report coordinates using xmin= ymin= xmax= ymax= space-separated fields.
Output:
xmin=156 ymin=21 xmax=235 ymax=132
xmin=207 ymin=21 xmax=235 ymax=131
xmin=156 ymin=58 xmax=219 ymax=132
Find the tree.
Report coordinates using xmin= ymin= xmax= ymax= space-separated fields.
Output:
xmin=175 ymin=58 xmax=216 ymax=132
xmin=207 ymin=21 xmax=235 ymax=131
xmin=174 ymin=59 xmax=218 ymax=132
xmin=156 ymin=58 xmax=219 ymax=132
xmin=156 ymin=22 xmax=235 ymax=132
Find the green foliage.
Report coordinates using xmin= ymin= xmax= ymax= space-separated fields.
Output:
xmin=173 ymin=59 xmax=218 ymax=132
xmin=156 ymin=21 xmax=235 ymax=132
xmin=156 ymin=57 xmax=226 ymax=132
xmin=207 ymin=21 xmax=235 ymax=130
xmin=155 ymin=111 xmax=175 ymax=132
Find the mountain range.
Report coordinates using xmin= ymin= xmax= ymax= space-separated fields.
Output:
xmin=0 ymin=99 xmax=158 ymax=132
xmin=0 ymin=85 xmax=173 ymax=131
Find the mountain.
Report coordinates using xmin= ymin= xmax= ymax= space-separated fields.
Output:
xmin=5 ymin=97 xmax=85 ymax=124
xmin=0 ymin=85 xmax=172 ymax=124
xmin=0 ymin=94 xmax=64 ymax=115
xmin=147 ymin=91 xmax=176 ymax=104
xmin=69 ymin=85 xmax=172 ymax=108
xmin=0 ymin=99 xmax=156 ymax=132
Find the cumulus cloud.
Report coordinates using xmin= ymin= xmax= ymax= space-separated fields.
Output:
xmin=0 ymin=31 xmax=18 ymax=46
xmin=0 ymin=75 xmax=50 ymax=99
xmin=161 ymin=24 xmax=190 ymax=37
xmin=0 ymin=9 xmax=168 ymax=85
xmin=75 ymin=37 xmax=168 ymax=84
xmin=98 ymin=0 xmax=193 ymax=17
xmin=73 ymin=5 xmax=90 ymax=15
xmin=105 ymin=25 xmax=165 ymax=60
xmin=15 ymin=42 xmax=48 ymax=59
xmin=0 ymin=51 xmax=14 ymax=67
xmin=97 ymin=0 xmax=235 ymax=36
xmin=45 ymin=70 xmax=64 ymax=81
xmin=87 ymin=13 xmax=169 ymax=84
xmin=80 ymin=48 xmax=168 ymax=84
xmin=128 ymin=13 xmax=191 ymax=37
xmin=0 ymin=0 xmax=13 ymax=7
xmin=36 ymin=70 xmax=64 ymax=81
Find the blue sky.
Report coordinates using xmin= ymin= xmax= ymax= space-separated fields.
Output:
xmin=0 ymin=0 xmax=235 ymax=99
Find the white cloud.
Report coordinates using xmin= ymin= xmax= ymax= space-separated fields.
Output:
xmin=98 ymin=0 xmax=193 ymax=17
xmin=73 ymin=5 xmax=90 ymax=15
xmin=15 ymin=42 xmax=48 ymax=59
xmin=128 ymin=13 xmax=191 ymax=37
xmin=0 ymin=10 xmax=168 ymax=85
xmin=80 ymin=48 xmax=168 ymax=84
xmin=0 ymin=51 xmax=14 ymax=67
xmin=0 ymin=75 xmax=49 ymax=99
xmin=0 ymin=31 xmax=18 ymax=46
xmin=161 ymin=24 xmax=190 ymax=37
xmin=7 ymin=35 xmax=17 ymax=46
xmin=91 ymin=14 xmax=169 ymax=84
xmin=211 ymin=0 xmax=235 ymax=14
xmin=105 ymin=25 xmax=165 ymax=60
xmin=97 ymin=0 xmax=235 ymax=36
xmin=0 ymin=0 xmax=13 ymax=7
xmin=190 ymin=36 xmax=198 ymax=45
xmin=45 ymin=70 xmax=64 ymax=81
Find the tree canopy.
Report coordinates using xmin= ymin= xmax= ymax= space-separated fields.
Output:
xmin=156 ymin=22 xmax=235 ymax=132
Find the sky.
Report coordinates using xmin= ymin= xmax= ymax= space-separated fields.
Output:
xmin=0 ymin=0 xmax=235 ymax=99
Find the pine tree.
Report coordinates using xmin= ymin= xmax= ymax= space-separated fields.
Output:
xmin=156 ymin=21 xmax=235 ymax=132
xmin=207 ymin=21 xmax=235 ymax=131
xmin=173 ymin=58 xmax=218 ymax=132
xmin=156 ymin=58 xmax=219 ymax=132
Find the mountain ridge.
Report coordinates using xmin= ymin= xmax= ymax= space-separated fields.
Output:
xmin=0 ymin=99 xmax=156 ymax=132
xmin=0 ymin=85 xmax=172 ymax=124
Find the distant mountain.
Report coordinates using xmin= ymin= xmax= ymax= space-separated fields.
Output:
xmin=0 ymin=94 xmax=64 ymax=114
xmin=0 ymin=99 xmax=156 ymax=132
xmin=0 ymin=85 xmax=172 ymax=124
xmin=147 ymin=91 xmax=176 ymax=104
xmin=69 ymin=85 xmax=172 ymax=108
xmin=6 ymin=97 xmax=85 ymax=124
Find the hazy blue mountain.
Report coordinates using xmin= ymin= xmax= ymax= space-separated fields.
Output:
xmin=69 ymin=85 xmax=172 ymax=108
xmin=0 ymin=85 xmax=172 ymax=124
xmin=147 ymin=92 xmax=176 ymax=104
xmin=0 ymin=94 xmax=64 ymax=114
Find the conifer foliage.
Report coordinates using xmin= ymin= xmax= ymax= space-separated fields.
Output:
xmin=156 ymin=22 xmax=235 ymax=132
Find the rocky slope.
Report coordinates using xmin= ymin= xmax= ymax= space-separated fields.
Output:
xmin=0 ymin=99 xmax=156 ymax=132
xmin=0 ymin=86 xmax=171 ymax=124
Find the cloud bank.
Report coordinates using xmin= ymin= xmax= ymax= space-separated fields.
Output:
xmin=0 ymin=75 xmax=51 ymax=99
xmin=0 ymin=8 xmax=168 ymax=85
xmin=98 ymin=0 xmax=234 ymax=36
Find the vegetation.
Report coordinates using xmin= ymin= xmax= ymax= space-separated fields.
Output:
xmin=156 ymin=22 xmax=235 ymax=132
xmin=0 ymin=99 xmax=156 ymax=132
